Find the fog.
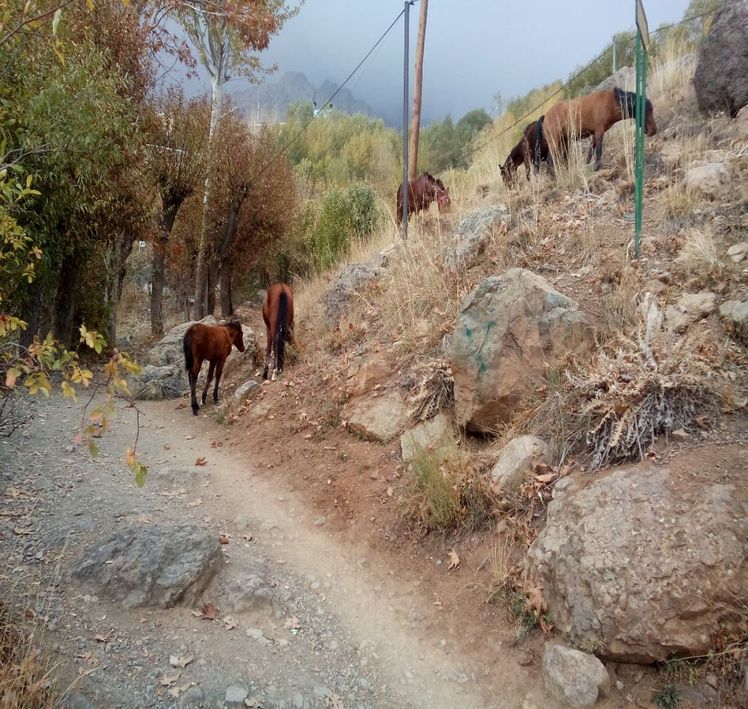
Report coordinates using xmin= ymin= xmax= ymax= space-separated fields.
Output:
xmin=172 ymin=0 xmax=693 ymax=125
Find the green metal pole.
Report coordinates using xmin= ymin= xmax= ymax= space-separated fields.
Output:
xmin=634 ymin=31 xmax=648 ymax=259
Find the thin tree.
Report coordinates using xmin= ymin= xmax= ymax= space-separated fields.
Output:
xmin=175 ymin=0 xmax=298 ymax=319
xmin=408 ymin=0 xmax=428 ymax=181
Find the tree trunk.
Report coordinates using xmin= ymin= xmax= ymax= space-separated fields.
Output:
xmin=151 ymin=201 xmax=181 ymax=336
xmin=52 ymin=253 xmax=79 ymax=349
xmin=206 ymin=260 xmax=218 ymax=316
xmin=408 ymin=0 xmax=428 ymax=181
xmin=192 ymin=73 xmax=224 ymax=320
xmin=19 ymin=281 xmax=53 ymax=347
xmin=219 ymin=261 xmax=233 ymax=317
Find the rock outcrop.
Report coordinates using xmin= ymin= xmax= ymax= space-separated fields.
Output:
xmin=693 ymin=1 xmax=748 ymax=117
xmin=450 ymin=269 xmax=592 ymax=432
xmin=526 ymin=461 xmax=748 ymax=662
xmin=444 ymin=205 xmax=509 ymax=271
xmin=73 ymin=524 xmax=223 ymax=608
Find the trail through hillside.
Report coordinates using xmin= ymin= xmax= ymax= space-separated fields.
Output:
xmin=0 ymin=392 xmax=557 ymax=709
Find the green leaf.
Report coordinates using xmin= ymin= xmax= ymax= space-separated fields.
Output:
xmin=87 ymin=440 xmax=99 ymax=457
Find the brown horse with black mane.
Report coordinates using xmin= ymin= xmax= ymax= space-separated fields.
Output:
xmin=501 ymin=117 xmax=549 ymax=186
xmin=262 ymin=283 xmax=294 ymax=381
xmin=542 ymin=87 xmax=657 ymax=172
xmin=183 ymin=319 xmax=245 ymax=416
xmin=396 ymin=172 xmax=450 ymax=224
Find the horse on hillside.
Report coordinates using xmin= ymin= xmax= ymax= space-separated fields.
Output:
xmin=542 ymin=87 xmax=657 ymax=172
xmin=263 ymin=283 xmax=294 ymax=381
xmin=183 ymin=319 xmax=245 ymax=416
xmin=396 ymin=172 xmax=451 ymax=224
xmin=500 ymin=116 xmax=549 ymax=186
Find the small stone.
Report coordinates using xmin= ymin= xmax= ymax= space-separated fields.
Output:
xmin=245 ymin=627 xmax=264 ymax=640
xmin=543 ymin=644 xmax=610 ymax=708
xmin=292 ymin=693 xmax=304 ymax=708
xmin=727 ymin=242 xmax=748 ymax=263
xmin=180 ymin=686 xmax=205 ymax=708
xmin=615 ymin=680 xmax=624 ymax=691
xmin=224 ymin=686 xmax=249 ymax=705
xmin=705 ymin=673 xmax=718 ymax=689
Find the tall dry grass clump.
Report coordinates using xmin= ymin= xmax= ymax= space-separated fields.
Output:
xmin=0 ymin=602 xmax=58 ymax=708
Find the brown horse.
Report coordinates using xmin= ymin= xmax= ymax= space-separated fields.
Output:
xmin=396 ymin=172 xmax=451 ymax=224
xmin=501 ymin=117 xmax=549 ymax=186
xmin=543 ymin=87 xmax=657 ymax=172
xmin=183 ymin=320 xmax=245 ymax=416
xmin=262 ymin=283 xmax=294 ymax=381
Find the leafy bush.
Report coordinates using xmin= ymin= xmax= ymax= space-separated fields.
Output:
xmin=302 ymin=183 xmax=381 ymax=273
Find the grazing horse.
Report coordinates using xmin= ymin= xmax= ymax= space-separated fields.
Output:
xmin=396 ymin=172 xmax=451 ymax=224
xmin=542 ymin=87 xmax=657 ymax=172
xmin=183 ymin=320 xmax=245 ymax=416
xmin=262 ymin=283 xmax=294 ymax=381
xmin=500 ymin=117 xmax=549 ymax=186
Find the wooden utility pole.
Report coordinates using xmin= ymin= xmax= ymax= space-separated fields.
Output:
xmin=408 ymin=0 xmax=428 ymax=181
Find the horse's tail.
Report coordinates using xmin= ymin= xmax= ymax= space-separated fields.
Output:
xmin=275 ymin=291 xmax=289 ymax=371
xmin=183 ymin=327 xmax=194 ymax=374
xmin=534 ymin=117 xmax=544 ymax=170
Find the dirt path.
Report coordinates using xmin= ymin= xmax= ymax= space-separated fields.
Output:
xmin=0 ymin=392 xmax=552 ymax=709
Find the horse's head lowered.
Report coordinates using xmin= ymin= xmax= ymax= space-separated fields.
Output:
xmin=223 ymin=319 xmax=245 ymax=352
xmin=427 ymin=174 xmax=451 ymax=211
xmin=615 ymin=87 xmax=657 ymax=137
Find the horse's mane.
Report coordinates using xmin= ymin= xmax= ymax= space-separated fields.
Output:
xmin=612 ymin=87 xmax=651 ymax=118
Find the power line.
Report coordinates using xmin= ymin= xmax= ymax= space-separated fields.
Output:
xmin=254 ymin=6 xmax=407 ymax=180
xmin=463 ymin=4 xmax=722 ymax=164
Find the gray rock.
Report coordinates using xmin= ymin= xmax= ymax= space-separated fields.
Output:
xmin=526 ymin=463 xmax=748 ymax=662
xmin=72 ymin=524 xmax=223 ymax=608
xmin=665 ymin=291 xmax=716 ymax=332
xmin=234 ymin=379 xmax=260 ymax=402
xmin=131 ymin=363 xmax=188 ymax=400
xmin=444 ymin=204 xmax=509 ymax=271
xmin=490 ymin=436 xmax=549 ymax=494
xmin=61 ymin=691 xmax=95 ymax=709
xmin=543 ymin=644 xmax=610 ymax=708
xmin=325 ymin=263 xmax=382 ymax=327
xmin=220 ymin=573 xmax=277 ymax=615
xmin=594 ymin=67 xmax=635 ymax=93
xmin=727 ymin=242 xmax=748 ymax=263
xmin=343 ymin=391 xmax=411 ymax=443
xmin=400 ymin=414 xmax=455 ymax=464
xmin=224 ymin=686 xmax=249 ymax=705
xmin=180 ymin=686 xmax=206 ymax=708
xmin=719 ymin=299 xmax=748 ymax=339
xmin=450 ymin=269 xmax=592 ymax=432
xmin=685 ymin=163 xmax=730 ymax=198
xmin=693 ymin=1 xmax=748 ymax=117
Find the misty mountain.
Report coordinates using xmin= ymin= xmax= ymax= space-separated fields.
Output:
xmin=230 ymin=71 xmax=379 ymax=124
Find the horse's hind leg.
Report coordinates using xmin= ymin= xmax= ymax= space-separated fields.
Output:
xmin=263 ymin=325 xmax=273 ymax=380
xmin=202 ymin=361 xmax=215 ymax=405
xmin=189 ymin=370 xmax=199 ymax=416
xmin=213 ymin=360 xmax=225 ymax=403
xmin=593 ymin=131 xmax=604 ymax=171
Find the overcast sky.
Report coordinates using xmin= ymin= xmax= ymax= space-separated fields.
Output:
xmin=175 ymin=0 xmax=693 ymax=125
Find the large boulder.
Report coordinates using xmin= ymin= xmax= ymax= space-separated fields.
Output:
xmin=594 ymin=66 xmax=635 ymax=93
xmin=693 ymin=1 xmax=748 ymax=117
xmin=685 ymin=162 xmax=730 ymax=199
xmin=664 ymin=291 xmax=716 ymax=332
xmin=131 ymin=364 xmax=188 ymax=400
xmin=72 ymin=524 xmax=223 ymax=608
xmin=343 ymin=391 xmax=410 ymax=443
xmin=444 ymin=205 xmax=509 ymax=271
xmin=450 ymin=269 xmax=592 ymax=432
xmin=526 ymin=461 xmax=748 ymax=663
xmin=325 ymin=263 xmax=382 ymax=328
xmin=345 ymin=354 xmax=392 ymax=398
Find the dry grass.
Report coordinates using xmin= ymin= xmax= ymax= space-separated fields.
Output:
xmin=0 ymin=603 xmax=58 ymax=709
xmin=404 ymin=440 xmax=498 ymax=534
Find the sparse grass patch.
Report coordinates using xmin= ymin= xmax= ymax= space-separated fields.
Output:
xmin=675 ymin=228 xmax=726 ymax=287
xmin=652 ymin=682 xmax=680 ymax=709
xmin=404 ymin=441 xmax=498 ymax=534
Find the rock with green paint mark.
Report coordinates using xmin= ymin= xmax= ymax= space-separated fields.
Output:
xmin=449 ymin=268 xmax=592 ymax=433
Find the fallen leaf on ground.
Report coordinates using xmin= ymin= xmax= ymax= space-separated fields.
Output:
xmin=159 ymin=671 xmax=180 ymax=687
xmin=169 ymin=655 xmax=194 ymax=669
xmin=447 ymin=549 xmax=460 ymax=570
xmin=218 ymin=533 xmax=230 ymax=545
xmin=13 ymin=527 xmax=33 ymax=535
xmin=198 ymin=602 xmax=218 ymax=620
xmin=187 ymin=499 xmax=203 ymax=508
xmin=223 ymin=616 xmax=237 ymax=630
xmin=169 ymin=682 xmax=195 ymax=698
xmin=195 ymin=457 xmax=207 ymax=466
xmin=535 ymin=472 xmax=556 ymax=484
xmin=94 ymin=634 xmax=109 ymax=643
xmin=245 ymin=697 xmax=264 ymax=708
xmin=386 ymin=486 xmax=393 ymax=497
